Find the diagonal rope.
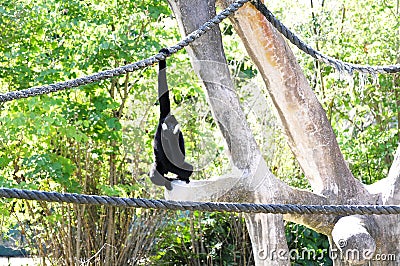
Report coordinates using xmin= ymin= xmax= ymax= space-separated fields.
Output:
xmin=250 ymin=0 xmax=400 ymax=74
xmin=0 ymin=0 xmax=249 ymax=104
xmin=2 ymin=0 xmax=400 ymax=104
xmin=0 ymin=188 xmax=399 ymax=215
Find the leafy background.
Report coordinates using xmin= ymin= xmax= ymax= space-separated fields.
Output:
xmin=0 ymin=0 xmax=398 ymax=265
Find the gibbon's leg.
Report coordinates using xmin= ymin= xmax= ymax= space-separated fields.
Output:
xmin=150 ymin=163 xmax=173 ymax=190
xmin=176 ymin=161 xmax=193 ymax=183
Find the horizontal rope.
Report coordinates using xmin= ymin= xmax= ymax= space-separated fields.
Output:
xmin=0 ymin=0 xmax=249 ymax=104
xmin=0 ymin=188 xmax=399 ymax=215
xmin=251 ymin=0 xmax=400 ymax=74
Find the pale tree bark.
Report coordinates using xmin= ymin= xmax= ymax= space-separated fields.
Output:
xmin=165 ymin=0 xmax=400 ymax=265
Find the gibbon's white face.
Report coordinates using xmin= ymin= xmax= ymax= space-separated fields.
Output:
xmin=161 ymin=122 xmax=180 ymax=135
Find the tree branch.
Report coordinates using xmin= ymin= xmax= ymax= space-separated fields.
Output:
xmin=331 ymin=216 xmax=377 ymax=265
xmin=165 ymin=159 xmax=336 ymax=235
xmin=367 ymin=143 xmax=400 ymax=204
xmin=218 ymin=0 xmax=371 ymax=201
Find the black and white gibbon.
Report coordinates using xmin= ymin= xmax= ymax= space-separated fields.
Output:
xmin=150 ymin=49 xmax=193 ymax=190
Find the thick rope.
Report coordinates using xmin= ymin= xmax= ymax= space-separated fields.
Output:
xmin=0 ymin=0 xmax=249 ymax=104
xmin=251 ymin=0 xmax=400 ymax=75
xmin=0 ymin=188 xmax=399 ymax=215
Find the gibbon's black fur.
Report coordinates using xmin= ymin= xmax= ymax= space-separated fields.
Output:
xmin=150 ymin=49 xmax=193 ymax=190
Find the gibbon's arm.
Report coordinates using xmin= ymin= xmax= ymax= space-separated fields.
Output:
xmin=158 ymin=50 xmax=170 ymax=119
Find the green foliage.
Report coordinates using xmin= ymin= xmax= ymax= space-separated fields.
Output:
xmin=272 ymin=0 xmax=400 ymax=184
xmin=151 ymin=211 xmax=253 ymax=265
xmin=0 ymin=0 xmax=177 ymax=263
xmin=0 ymin=0 xmax=398 ymax=264
xmin=286 ymin=223 xmax=332 ymax=266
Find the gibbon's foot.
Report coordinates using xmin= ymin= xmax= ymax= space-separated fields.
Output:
xmin=165 ymin=176 xmax=190 ymax=184
xmin=150 ymin=166 xmax=173 ymax=191
xmin=176 ymin=176 xmax=190 ymax=184
xmin=166 ymin=176 xmax=190 ymax=184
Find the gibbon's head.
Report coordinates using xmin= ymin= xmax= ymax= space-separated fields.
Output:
xmin=162 ymin=114 xmax=180 ymax=134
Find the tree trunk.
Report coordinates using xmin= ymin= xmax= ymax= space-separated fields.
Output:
xmin=166 ymin=0 xmax=400 ymax=265
xmin=167 ymin=1 xmax=289 ymax=264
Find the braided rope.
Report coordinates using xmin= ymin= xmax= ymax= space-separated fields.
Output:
xmin=0 ymin=0 xmax=249 ymax=104
xmin=1 ymin=0 xmax=399 ymax=104
xmin=0 ymin=188 xmax=399 ymax=215
xmin=251 ymin=0 xmax=400 ymax=74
